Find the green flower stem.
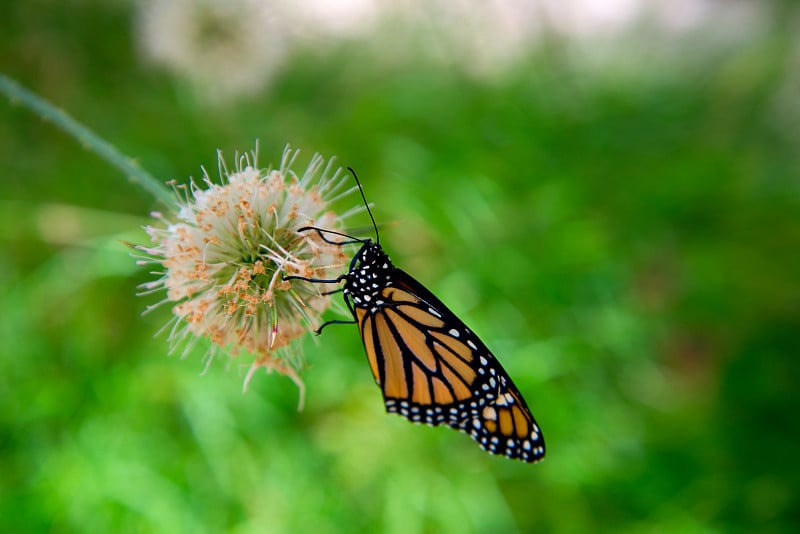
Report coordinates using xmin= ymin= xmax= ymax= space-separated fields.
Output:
xmin=0 ymin=72 xmax=173 ymax=206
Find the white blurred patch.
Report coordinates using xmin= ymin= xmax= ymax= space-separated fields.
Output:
xmin=135 ymin=0 xmax=769 ymax=92
xmin=355 ymin=0 xmax=766 ymax=76
xmin=136 ymin=0 xmax=288 ymax=101
xmin=283 ymin=0 xmax=380 ymax=39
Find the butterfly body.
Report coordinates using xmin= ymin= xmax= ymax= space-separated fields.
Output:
xmin=342 ymin=240 xmax=545 ymax=463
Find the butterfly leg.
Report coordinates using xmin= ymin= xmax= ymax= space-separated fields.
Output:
xmin=283 ymin=273 xmax=347 ymax=284
xmin=322 ymin=288 xmax=345 ymax=296
xmin=297 ymin=226 xmax=364 ymax=246
xmin=311 ymin=290 xmax=359 ymax=335
xmin=315 ymin=319 xmax=356 ymax=335
xmin=284 ymin=274 xmax=358 ymax=333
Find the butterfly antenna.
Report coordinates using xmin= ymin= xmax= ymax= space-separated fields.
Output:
xmin=347 ymin=166 xmax=380 ymax=245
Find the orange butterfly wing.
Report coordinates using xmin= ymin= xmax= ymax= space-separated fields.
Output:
xmin=355 ymin=269 xmax=545 ymax=463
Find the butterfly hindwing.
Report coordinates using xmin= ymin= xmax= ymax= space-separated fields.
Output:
xmin=352 ymin=264 xmax=545 ymax=463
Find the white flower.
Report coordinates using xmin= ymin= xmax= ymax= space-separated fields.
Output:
xmin=136 ymin=146 xmax=356 ymax=399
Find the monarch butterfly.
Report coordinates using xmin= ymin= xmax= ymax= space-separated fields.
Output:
xmin=286 ymin=169 xmax=545 ymax=463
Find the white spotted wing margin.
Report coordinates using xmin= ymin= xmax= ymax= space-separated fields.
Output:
xmin=354 ymin=266 xmax=546 ymax=464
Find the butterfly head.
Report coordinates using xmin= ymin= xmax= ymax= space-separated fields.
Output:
xmin=344 ymin=240 xmax=394 ymax=308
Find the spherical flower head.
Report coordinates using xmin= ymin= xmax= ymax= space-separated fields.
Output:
xmin=136 ymin=146 xmax=354 ymax=397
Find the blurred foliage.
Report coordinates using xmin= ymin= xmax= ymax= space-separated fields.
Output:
xmin=2 ymin=1 xmax=800 ymax=533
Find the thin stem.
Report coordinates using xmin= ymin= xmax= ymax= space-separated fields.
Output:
xmin=0 ymin=72 xmax=174 ymax=206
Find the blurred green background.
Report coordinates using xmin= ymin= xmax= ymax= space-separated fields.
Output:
xmin=2 ymin=1 xmax=799 ymax=532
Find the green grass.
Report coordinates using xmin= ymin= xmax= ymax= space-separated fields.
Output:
xmin=2 ymin=2 xmax=799 ymax=532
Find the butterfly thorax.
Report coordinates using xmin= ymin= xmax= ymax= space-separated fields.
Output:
xmin=344 ymin=241 xmax=394 ymax=309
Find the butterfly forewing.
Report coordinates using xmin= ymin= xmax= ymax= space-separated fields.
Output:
xmin=346 ymin=243 xmax=545 ymax=463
